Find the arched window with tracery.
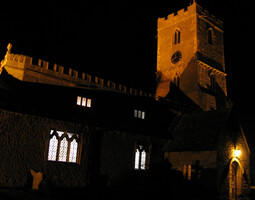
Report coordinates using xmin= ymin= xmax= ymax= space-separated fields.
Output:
xmin=48 ymin=135 xmax=58 ymax=161
xmin=134 ymin=145 xmax=147 ymax=170
xmin=47 ymin=130 xmax=80 ymax=163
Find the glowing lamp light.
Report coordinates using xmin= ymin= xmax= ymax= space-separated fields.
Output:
xmin=233 ymin=149 xmax=241 ymax=157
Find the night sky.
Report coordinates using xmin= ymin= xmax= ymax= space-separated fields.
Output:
xmin=0 ymin=0 xmax=254 ymax=139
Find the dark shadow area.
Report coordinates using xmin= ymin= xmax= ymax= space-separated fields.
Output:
xmin=0 ymin=160 xmax=217 ymax=200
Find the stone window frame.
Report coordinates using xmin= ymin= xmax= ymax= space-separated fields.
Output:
xmin=173 ymin=28 xmax=181 ymax=45
xmin=208 ymin=28 xmax=214 ymax=45
xmin=47 ymin=129 xmax=82 ymax=164
xmin=173 ymin=73 xmax=180 ymax=88
xmin=229 ymin=158 xmax=243 ymax=200
xmin=134 ymin=142 xmax=152 ymax=171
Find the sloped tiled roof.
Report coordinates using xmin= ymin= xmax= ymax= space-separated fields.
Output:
xmin=165 ymin=110 xmax=230 ymax=152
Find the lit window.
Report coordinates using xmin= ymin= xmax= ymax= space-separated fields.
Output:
xmin=69 ymin=139 xmax=78 ymax=163
xmin=134 ymin=145 xmax=147 ymax=170
xmin=183 ymin=165 xmax=187 ymax=178
xmin=141 ymin=111 xmax=145 ymax=119
xmin=140 ymin=150 xmax=146 ymax=170
xmin=77 ymin=96 xmax=92 ymax=107
xmin=188 ymin=164 xmax=191 ymax=180
xmin=47 ymin=135 xmax=58 ymax=161
xmin=47 ymin=130 xmax=80 ymax=163
xmin=138 ymin=110 xmax=142 ymax=118
xmin=135 ymin=149 xmax=140 ymax=169
xmin=77 ymin=96 xmax=82 ymax=105
xmin=87 ymin=98 xmax=91 ymax=107
xmin=183 ymin=164 xmax=192 ymax=180
xmin=82 ymin=97 xmax=86 ymax=107
xmin=58 ymin=137 xmax=68 ymax=162
xmin=134 ymin=109 xmax=145 ymax=119
xmin=134 ymin=110 xmax=138 ymax=118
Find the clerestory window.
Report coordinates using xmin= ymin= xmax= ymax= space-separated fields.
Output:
xmin=77 ymin=96 xmax=92 ymax=107
xmin=134 ymin=109 xmax=145 ymax=119
xmin=47 ymin=130 xmax=80 ymax=163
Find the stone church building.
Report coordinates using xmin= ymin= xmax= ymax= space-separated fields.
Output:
xmin=0 ymin=1 xmax=251 ymax=200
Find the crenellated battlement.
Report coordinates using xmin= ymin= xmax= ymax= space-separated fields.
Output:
xmin=158 ymin=2 xmax=197 ymax=28
xmin=158 ymin=1 xmax=223 ymax=30
xmin=1 ymin=45 xmax=154 ymax=99
xmin=196 ymin=4 xmax=223 ymax=30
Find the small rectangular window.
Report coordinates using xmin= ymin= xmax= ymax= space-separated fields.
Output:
xmin=87 ymin=99 xmax=91 ymax=107
xmin=134 ymin=109 xmax=138 ymax=118
xmin=138 ymin=110 xmax=142 ymax=118
xmin=134 ymin=109 xmax=145 ymax=119
xmin=141 ymin=111 xmax=145 ymax=119
xmin=82 ymin=97 xmax=87 ymax=107
xmin=77 ymin=96 xmax=92 ymax=108
xmin=77 ymin=96 xmax=82 ymax=105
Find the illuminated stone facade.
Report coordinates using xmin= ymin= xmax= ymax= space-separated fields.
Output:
xmin=0 ymin=1 xmax=251 ymax=200
xmin=156 ymin=2 xmax=227 ymax=111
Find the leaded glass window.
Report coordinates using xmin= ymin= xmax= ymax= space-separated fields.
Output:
xmin=48 ymin=135 xmax=58 ymax=161
xmin=134 ymin=145 xmax=147 ymax=170
xmin=47 ymin=130 xmax=80 ymax=163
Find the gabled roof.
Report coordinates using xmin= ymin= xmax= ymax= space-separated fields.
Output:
xmin=166 ymin=82 xmax=202 ymax=112
xmin=165 ymin=110 xmax=230 ymax=152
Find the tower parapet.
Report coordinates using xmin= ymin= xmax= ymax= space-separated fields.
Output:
xmin=0 ymin=44 xmax=154 ymax=99
xmin=158 ymin=2 xmax=223 ymax=31
xmin=158 ymin=2 xmax=197 ymax=29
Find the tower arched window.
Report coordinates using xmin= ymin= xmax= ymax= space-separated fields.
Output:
xmin=208 ymin=28 xmax=213 ymax=45
xmin=174 ymin=29 xmax=181 ymax=45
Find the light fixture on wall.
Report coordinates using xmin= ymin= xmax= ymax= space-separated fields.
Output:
xmin=233 ymin=149 xmax=241 ymax=158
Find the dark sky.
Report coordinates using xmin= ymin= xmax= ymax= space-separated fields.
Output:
xmin=0 ymin=0 xmax=254 ymax=135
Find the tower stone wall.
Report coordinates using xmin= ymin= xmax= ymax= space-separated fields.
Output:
xmin=156 ymin=2 xmax=227 ymax=111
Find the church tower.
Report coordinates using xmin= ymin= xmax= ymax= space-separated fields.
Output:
xmin=156 ymin=1 xmax=227 ymax=111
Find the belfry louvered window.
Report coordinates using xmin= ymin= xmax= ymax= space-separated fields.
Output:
xmin=208 ymin=28 xmax=213 ymax=45
xmin=47 ymin=130 xmax=80 ymax=163
xmin=174 ymin=29 xmax=181 ymax=44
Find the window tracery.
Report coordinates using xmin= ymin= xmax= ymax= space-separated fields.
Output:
xmin=47 ymin=130 xmax=80 ymax=163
